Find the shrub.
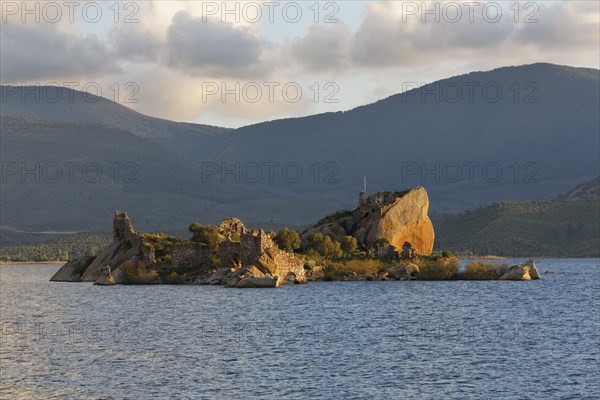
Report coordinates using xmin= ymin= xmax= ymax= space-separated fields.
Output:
xmin=275 ymin=227 xmax=301 ymax=251
xmin=332 ymin=259 xmax=385 ymax=276
xmin=441 ymin=250 xmax=453 ymax=258
xmin=461 ymin=262 xmax=494 ymax=280
xmin=141 ymin=233 xmax=183 ymax=265
xmin=188 ymin=223 xmax=223 ymax=253
xmin=340 ymin=236 xmax=358 ymax=254
xmin=460 ymin=261 xmax=509 ymax=280
xmin=417 ymin=256 xmax=460 ymax=280
xmin=120 ymin=261 xmax=158 ymax=284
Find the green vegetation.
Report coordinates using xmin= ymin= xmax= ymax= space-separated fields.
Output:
xmin=306 ymin=233 xmax=343 ymax=259
xmin=433 ymin=199 xmax=600 ymax=257
xmin=340 ymin=236 xmax=358 ymax=254
xmin=141 ymin=233 xmax=184 ymax=265
xmin=188 ymin=223 xmax=223 ymax=253
xmin=275 ymin=227 xmax=301 ymax=251
xmin=0 ymin=232 xmax=110 ymax=262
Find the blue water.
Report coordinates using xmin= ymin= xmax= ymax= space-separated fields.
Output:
xmin=1 ymin=259 xmax=599 ymax=399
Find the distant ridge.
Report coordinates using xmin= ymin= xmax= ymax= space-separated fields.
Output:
xmin=1 ymin=63 xmax=599 ymax=232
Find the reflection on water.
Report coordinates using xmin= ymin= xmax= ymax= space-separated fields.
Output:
xmin=1 ymin=260 xmax=599 ymax=399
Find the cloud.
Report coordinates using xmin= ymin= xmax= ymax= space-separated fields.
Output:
xmin=110 ymin=26 xmax=163 ymax=63
xmin=344 ymin=1 xmax=599 ymax=69
xmin=290 ymin=24 xmax=352 ymax=72
xmin=0 ymin=22 xmax=120 ymax=81
xmin=515 ymin=2 xmax=600 ymax=49
xmin=165 ymin=10 xmax=266 ymax=78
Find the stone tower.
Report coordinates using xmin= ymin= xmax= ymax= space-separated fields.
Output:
xmin=358 ymin=176 xmax=367 ymax=206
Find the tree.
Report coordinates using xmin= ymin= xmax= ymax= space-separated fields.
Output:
xmin=188 ymin=223 xmax=223 ymax=253
xmin=340 ymin=235 xmax=358 ymax=254
xmin=308 ymin=232 xmax=343 ymax=259
xmin=275 ymin=227 xmax=301 ymax=251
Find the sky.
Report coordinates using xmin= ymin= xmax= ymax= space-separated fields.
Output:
xmin=1 ymin=0 xmax=599 ymax=127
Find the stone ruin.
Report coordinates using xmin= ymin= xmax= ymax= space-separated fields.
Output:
xmin=217 ymin=220 xmax=306 ymax=284
xmin=51 ymin=211 xmax=306 ymax=287
xmin=113 ymin=211 xmax=156 ymax=265
xmin=171 ymin=242 xmax=212 ymax=272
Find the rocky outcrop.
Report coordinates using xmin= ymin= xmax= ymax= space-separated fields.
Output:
xmin=50 ymin=211 xmax=153 ymax=282
xmin=499 ymin=260 xmax=541 ymax=281
xmin=49 ymin=256 xmax=94 ymax=282
xmin=302 ymin=187 xmax=435 ymax=255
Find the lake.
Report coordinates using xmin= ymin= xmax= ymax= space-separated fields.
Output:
xmin=1 ymin=259 xmax=599 ymax=399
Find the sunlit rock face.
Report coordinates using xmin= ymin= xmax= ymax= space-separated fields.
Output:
xmin=303 ymin=187 xmax=435 ymax=255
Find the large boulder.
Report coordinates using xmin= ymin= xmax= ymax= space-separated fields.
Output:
xmin=523 ymin=260 xmax=541 ymax=279
xmin=50 ymin=256 xmax=93 ymax=282
xmin=252 ymin=247 xmax=279 ymax=275
xmin=302 ymin=187 xmax=435 ymax=255
xmin=206 ymin=267 xmax=235 ymax=285
xmin=353 ymin=187 xmax=434 ymax=255
xmin=386 ymin=263 xmax=420 ymax=280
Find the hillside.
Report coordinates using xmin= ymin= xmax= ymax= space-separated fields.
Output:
xmin=1 ymin=63 xmax=598 ymax=233
xmin=0 ymin=86 xmax=228 ymax=139
xmin=433 ymin=178 xmax=600 ymax=257
xmin=193 ymin=63 xmax=599 ymax=213
xmin=0 ymin=115 xmax=338 ymax=233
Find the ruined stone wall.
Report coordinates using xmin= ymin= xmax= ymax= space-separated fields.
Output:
xmin=218 ymin=217 xmax=248 ymax=238
xmin=271 ymin=249 xmax=305 ymax=279
xmin=218 ymin=227 xmax=305 ymax=279
xmin=219 ymin=233 xmax=262 ymax=268
xmin=172 ymin=243 xmax=212 ymax=269
xmin=113 ymin=211 xmax=155 ymax=265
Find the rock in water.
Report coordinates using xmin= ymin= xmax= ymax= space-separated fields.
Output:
xmin=499 ymin=260 xmax=542 ymax=281
xmin=94 ymin=266 xmax=116 ymax=286
xmin=523 ymin=260 xmax=541 ymax=279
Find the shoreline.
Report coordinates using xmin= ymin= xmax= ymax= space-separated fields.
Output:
xmin=0 ymin=261 xmax=65 ymax=265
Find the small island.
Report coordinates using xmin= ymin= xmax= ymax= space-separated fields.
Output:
xmin=50 ymin=187 xmax=541 ymax=287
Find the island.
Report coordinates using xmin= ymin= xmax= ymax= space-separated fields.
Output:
xmin=50 ymin=187 xmax=541 ymax=287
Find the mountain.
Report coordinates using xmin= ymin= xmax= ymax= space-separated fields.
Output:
xmin=0 ymin=86 xmax=228 ymax=139
xmin=191 ymin=63 xmax=599 ymax=213
xmin=0 ymin=115 xmax=339 ymax=234
xmin=1 ymin=63 xmax=598 ymax=234
xmin=0 ymin=85 xmax=229 ymax=159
